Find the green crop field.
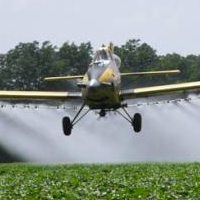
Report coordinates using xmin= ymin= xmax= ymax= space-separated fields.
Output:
xmin=0 ymin=163 xmax=200 ymax=199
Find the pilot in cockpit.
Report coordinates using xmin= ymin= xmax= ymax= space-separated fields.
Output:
xmin=93 ymin=49 xmax=110 ymax=62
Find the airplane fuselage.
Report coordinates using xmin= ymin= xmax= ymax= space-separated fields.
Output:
xmin=81 ymin=48 xmax=122 ymax=109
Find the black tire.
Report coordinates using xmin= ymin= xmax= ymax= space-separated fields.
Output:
xmin=62 ymin=116 xmax=73 ymax=136
xmin=132 ymin=113 xmax=142 ymax=133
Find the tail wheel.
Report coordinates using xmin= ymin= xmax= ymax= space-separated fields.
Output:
xmin=62 ymin=116 xmax=73 ymax=136
xmin=132 ymin=113 xmax=142 ymax=133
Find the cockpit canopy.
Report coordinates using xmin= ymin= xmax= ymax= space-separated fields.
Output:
xmin=93 ymin=48 xmax=112 ymax=62
xmin=92 ymin=46 xmax=121 ymax=68
xmin=113 ymin=54 xmax=121 ymax=68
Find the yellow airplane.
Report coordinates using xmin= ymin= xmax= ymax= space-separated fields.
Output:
xmin=0 ymin=44 xmax=200 ymax=135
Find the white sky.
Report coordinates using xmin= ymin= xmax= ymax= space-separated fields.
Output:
xmin=0 ymin=0 xmax=200 ymax=55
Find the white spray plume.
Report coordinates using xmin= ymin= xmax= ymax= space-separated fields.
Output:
xmin=0 ymin=97 xmax=200 ymax=163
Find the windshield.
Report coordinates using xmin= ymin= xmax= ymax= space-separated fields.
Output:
xmin=93 ymin=50 xmax=108 ymax=62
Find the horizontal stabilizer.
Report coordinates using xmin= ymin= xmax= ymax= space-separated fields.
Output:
xmin=44 ymin=75 xmax=84 ymax=81
xmin=121 ymin=70 xmax=180 ymax=76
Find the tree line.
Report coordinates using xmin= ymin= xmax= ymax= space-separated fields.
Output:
xmin=0 ymin=39 xmax=200 ymax=91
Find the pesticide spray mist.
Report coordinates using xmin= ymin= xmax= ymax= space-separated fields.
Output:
xmin=0 ymin=96 xmax=200 ymax=163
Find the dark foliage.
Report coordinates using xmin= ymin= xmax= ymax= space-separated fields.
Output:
xmin=0 ymin=39 xmax=199 ymax=91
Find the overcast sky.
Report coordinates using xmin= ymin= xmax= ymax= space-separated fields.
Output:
xmin=0 ymin=0 xmax=200 ymax=55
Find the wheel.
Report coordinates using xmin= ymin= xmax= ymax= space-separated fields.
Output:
xmin=62 ymin=116 xmax=73 ymax=136
xmin=99 ymin=109 xmax=106 ymax=117
xmin=132 ymin=113 xmax=142 ymax=133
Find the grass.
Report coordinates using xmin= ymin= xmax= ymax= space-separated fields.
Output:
xmin=0 ymin=163 xmax=200 ymax=199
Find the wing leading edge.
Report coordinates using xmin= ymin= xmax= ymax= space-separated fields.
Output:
xmin=0 ymin=91 xmax=82 ymax=100
xmin=120 ymin=81 xmax=200 ymax=100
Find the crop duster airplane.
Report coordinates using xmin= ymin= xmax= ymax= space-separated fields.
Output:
xmin=0 ymin=44 xmax=200 ymax=135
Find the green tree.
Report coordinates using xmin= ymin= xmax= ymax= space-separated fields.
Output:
xmin=0 ymin=39 xmax=200 ymax=92
xmin=0 ymin=41 xmax=58 ymax=90
xmin=157 ymin=54 xmax=189 ymax=84
xmin=114 ymin=39 xmax=158 ymax=88
xmin=57 ymin=42 xmax=92 ymax=75
xmin=1 ymin=41 xmax=42 ymax=90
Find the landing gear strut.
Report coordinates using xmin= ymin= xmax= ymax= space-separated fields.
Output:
xmin=62 ymin=104 xmax=142 ymax=135
xmin=116 ymin=107 xmax=142 ymax=133
xmin=62 ymin=104 xmax=90 ymax=136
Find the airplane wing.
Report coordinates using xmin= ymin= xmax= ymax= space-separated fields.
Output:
xmin=0 ymin=91 xmax=82 ymax=100
xmin=120 ymin=81 xmax=200 ymax=100
xmin=44 ymin=75 xmax=84 ymax=81
xmin=120 ymin=70 xmax=180 ymax=76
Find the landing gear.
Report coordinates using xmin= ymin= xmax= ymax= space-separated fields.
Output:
xmin=132 ymin=113 xmax=142 ymax=133
xmin=116 ymin=107 xmax=142 ymax=133
xmin=62 ymin=116 xmax=73 ymax=136
xmin=99 ymin=109 xmax=106 ymax=117
xmin=62 ymin=104 xmax=90 ymax=136
xmin=62 ymin=103 xmax=142 ymax=135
